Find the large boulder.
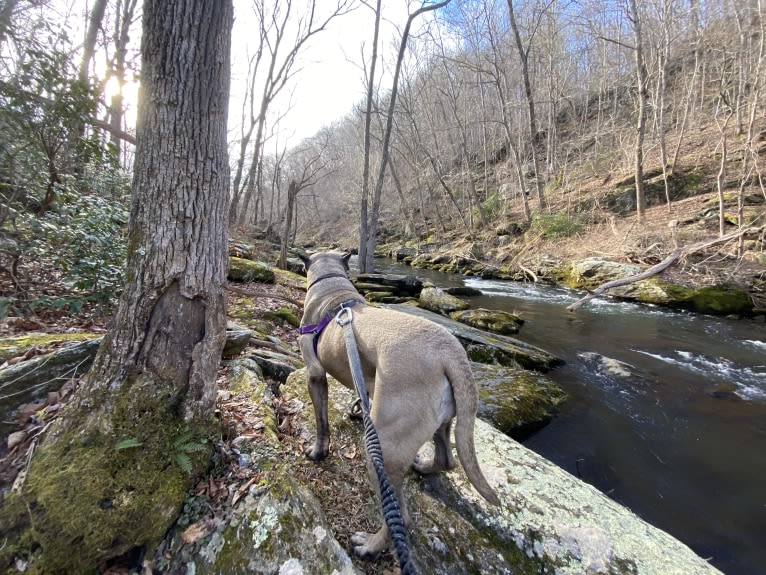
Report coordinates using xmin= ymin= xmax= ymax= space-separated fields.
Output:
xmin=387 ymin=303 xmax=560 ymax=371
xmin=472 ymin=362 xmax=567 ymax=438
xmin=419 ymin=286 xmax=470 ymax=314
xmin=562 ymin=257 xmax=754 ymax=315
xmin=162 ymin=359 xmax=721 ymax=575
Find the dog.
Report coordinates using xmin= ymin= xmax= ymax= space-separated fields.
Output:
xmin=297 ymin=251 xmax=500 ymax=560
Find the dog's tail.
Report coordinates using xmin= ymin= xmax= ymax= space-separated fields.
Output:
xmin=446 ymin=355 xmax=501 ymax=506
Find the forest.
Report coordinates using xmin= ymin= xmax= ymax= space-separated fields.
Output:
xmin=0 ymin=0 xmax=764 ymax=574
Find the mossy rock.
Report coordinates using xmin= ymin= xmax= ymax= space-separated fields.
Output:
xmin=419 ymin=286 xmax=469 ymax=315
xmin=262 ymin=306 xmax=300 ymax=327
xmin=0 ymin=384 xmax=214 ymax=574
xmin=451 ymin=308 xmax=524 ymax=335
xmin=228 ymin=257 xmax=275 ymax=284
xmin=0 ymin=332 xmax=99 ymax=363
xmin=473 ymin=362 xmax=567 ymax=439
xmin=659 ymin=282 xmax=754 ymax=315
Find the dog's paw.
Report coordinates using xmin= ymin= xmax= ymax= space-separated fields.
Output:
xmin=412 ymin=455 xmax=437 ymax=474
xmin=304 ymin=443 xmax=329 ymax=461
xmin=350 ymin=532 xmax=383 ymax=560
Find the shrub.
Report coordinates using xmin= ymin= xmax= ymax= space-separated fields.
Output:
xmin=530 ymin=213 xmax=583 ymax=239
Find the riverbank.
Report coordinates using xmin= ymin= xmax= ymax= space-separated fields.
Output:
xmin=372 ymin=191 xmax=765 ymax=317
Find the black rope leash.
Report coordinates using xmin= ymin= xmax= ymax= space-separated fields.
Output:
xmin=335 ymin=306 xmax=418 ymax=575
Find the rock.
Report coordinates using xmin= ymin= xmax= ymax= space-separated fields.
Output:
xmin=0 ymin=329 xmax=271 ymax=434
xmin=269 ymin=368 xmax=723 ymax=575
xmin=389 ymin=246 xmax=418 ymax=261
xmin=578 ymin=352 xmax=635 ymax=378
xmin=472 ymin=362 xmax=566 ymax=438
xmin=228 ymin=257 xmax=276 ymax=283
xmin=0 ymin=338 xmax=102 ymax=433
xmin=262 ymin=306 xmax=300 ymax=327
xmin=450 ymin=308 xmax=524 ymax=335
xmin=419 ymin=286 xmax=470 ymax=314
xmin=0 ymin=332 xmax=99 ymax=364
xmin=387 ymin=304 xmax=560 ymax=371
xmin=248 ymin=349 xmax=302 ymax=383
xmin=7 ymin=430 xmax=26 ymax=450
xmin=444 ymin=286 xmax=483 ymax=297
xmin=354 ymin=273 xmax=423 ymax=297
xmin=222 ymin=326 xmax=253 ymax=358
xmin=563 ymin=257 xmax=755 ymax=315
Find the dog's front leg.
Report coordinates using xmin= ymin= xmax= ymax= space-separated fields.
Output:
xmin=305 ymin=368 xmax=331 ymax=460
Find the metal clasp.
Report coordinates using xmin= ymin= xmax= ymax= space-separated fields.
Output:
xmin=335 ymin=305 xmax=353 ymax=326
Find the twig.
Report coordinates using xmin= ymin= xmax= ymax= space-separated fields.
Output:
xmin=226 ymin=284 xmax=303 ymax=308
xmin=250 ymin=338 xmax=301 ymax=359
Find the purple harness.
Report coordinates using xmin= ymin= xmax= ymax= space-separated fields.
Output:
xmin=299 ymin=298 xmax=363 ymax=354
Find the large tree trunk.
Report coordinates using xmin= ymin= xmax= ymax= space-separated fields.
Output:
xmin=0 ymin=1 xmax=233 ymax=572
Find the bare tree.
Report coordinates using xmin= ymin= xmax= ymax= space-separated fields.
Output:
xmin=358 ymin=0 xmax=382 ymax=272
xmin=627 ymin=0 xmax=649 ymax=223
xmin=506 ymin=0 xmax=548 ymax=210
xmin=279 ymin=134 xmax=331 ymax=268
xmin=230 ymin=0 xmax=353 ymax=228
xmin=1 ymin=2 xmax=234 ymax=572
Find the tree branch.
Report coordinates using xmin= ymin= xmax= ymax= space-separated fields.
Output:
xmin=566 ymin=227 xmax=762 ymax=312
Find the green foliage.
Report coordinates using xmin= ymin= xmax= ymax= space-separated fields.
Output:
xmin=530 ymin=212 xmax=583 ymax=239
xmin=0 ymin=27 xmax=98 ymax=211
xmin=5 ymin=165 xmax=130 ymax=314
xmin=479 ymin=192 xmax=503 ymax=220
xmin=173 ymin=431 xmax=208 ymax=475
xmin=115 ymin=438 xmax=144 ymax=450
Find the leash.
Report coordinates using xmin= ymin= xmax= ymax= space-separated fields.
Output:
xmin=334 ymin=306 xmax=418 ymax=575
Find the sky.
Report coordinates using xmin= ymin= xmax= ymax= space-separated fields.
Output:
xmin=229 ymin=1 xmax=411 ymax=147
xmin=75 ymin=0 xmax=419 ymax=149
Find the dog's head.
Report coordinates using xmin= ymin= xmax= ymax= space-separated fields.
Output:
xmin=298 ymin=250 xmax=352 ymax=277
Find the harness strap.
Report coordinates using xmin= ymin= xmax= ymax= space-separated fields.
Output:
xmin=299 ymin=298 xmax=363 ymax=354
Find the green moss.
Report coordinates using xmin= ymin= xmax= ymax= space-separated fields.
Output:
xmin=0 ymin=370 xmax=218 ymax=573
xmin=263 ymin=306 xmax=300 ymax=327
xmin=228 ymin=257 xmax=275 ymax=284
xmin=0 ymin=332 xmax=99 ymax=363
xmin=660 ymin=282 xmax=753 ymax=315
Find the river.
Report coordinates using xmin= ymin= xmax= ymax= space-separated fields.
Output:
xmin=373 ymin=258 xmax=766 ymax=575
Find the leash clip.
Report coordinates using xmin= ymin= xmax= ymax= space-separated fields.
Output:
xmin=335 ymin=305 xmax=353 ymax=326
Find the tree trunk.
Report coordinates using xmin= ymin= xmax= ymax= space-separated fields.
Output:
xmin=0 ymin=1 xmax=233 ymax=572
xmin=364 ymin=0 xmax=451 ymax=271
xmin=280 ymin=180 xmax=298 ymax=269
xmin=507 ymin=0 xmax=546 ymax=210
xmin=358 ymin=0 xmax=382 ymax=272
xmin=628 ymin=0 xmax=648 ymax=223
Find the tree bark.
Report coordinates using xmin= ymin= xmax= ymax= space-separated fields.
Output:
xmin=1 ymin=1 xmax=234 ymax=571
xmin=358 ymin=0 xmax=382 ymax=272
xmin=628 ymin=0 xmax=648 ymax=223
xmin=507 ymin=0 xmax=546 ymax=210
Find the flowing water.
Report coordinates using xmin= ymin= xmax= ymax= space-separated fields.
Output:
xmin=373 ymin=259 xmax=766 ymax=575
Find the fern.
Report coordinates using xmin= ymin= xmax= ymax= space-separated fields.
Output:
xmin=115 ymin=437 xmax=143 ymax=450
xmin=172 ymin=431 xmax=208 ymax=474
xmin=174 ymin=452 xmax=193 ymax=474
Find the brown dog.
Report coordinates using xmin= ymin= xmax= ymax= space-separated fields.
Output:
xmin=297 ymin=251 xmax=500 ymax=560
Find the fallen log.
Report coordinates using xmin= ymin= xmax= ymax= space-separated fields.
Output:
xmin=566 ymin=226 xmax=760 ymax=312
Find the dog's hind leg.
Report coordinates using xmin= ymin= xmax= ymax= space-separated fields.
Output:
xmin=413 ymin=419 xmax=456 ymax=474
xmin=351 ymin=418 xmax=419 ymax=561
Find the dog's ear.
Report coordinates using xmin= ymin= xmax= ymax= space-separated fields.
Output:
xmin=341 ymin=251 xmax=352 ymax=270
xmin=295 ymin=251 xmax=312 ymax=271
